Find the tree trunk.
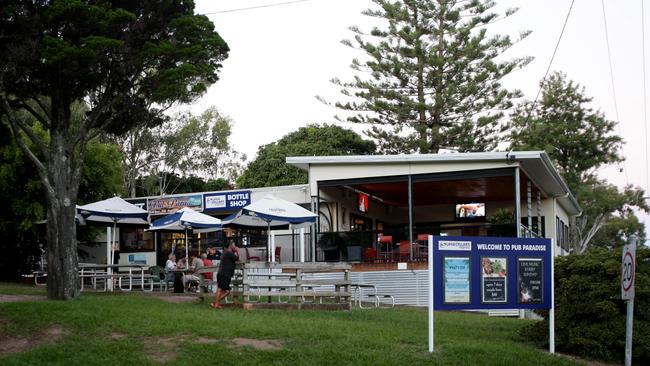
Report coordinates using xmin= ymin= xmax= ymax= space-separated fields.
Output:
xmin=45 ymin=130 xmax=80 ymax=300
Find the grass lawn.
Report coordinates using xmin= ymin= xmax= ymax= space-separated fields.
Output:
xmin=0 ymin=282 xmax=579 ymax=366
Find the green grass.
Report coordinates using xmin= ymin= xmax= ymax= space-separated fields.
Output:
xmin=0 ymin=282 xmax=579 ymax=366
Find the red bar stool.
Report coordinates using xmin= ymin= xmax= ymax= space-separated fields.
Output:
xmin=378 ymin=235 xmax=393 ymax=261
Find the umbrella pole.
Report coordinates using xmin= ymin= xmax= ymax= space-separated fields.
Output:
xmin=267 ymin=222 xmax=271 ymax=262
xmin=185 ymin=228 xmax=189 ymax=267
xmin=111 ymin=221 xmax=117 ymax=291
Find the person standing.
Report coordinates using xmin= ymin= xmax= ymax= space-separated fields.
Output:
xmin=211 ymin=243 xmax=239 ymax=309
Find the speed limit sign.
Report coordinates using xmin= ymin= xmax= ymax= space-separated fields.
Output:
xmin=621 ymin=243 xmax=636 ymax=301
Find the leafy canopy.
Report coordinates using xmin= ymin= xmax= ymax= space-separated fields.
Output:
xmin=237 ymin=124 xmax=376 ymax=188
xmin=328 ymin=0 xmax=531 ymax=154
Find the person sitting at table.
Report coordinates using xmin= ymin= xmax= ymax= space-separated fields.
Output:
xmin=164 ymin=253 xmax=176 ymax=284
xmin=176 ymin=256 xmax=187 ymax=270
xmin=211 ymin=243 xmax=239 ymax=309
xmin=185 ymin=252 xmax=203 ymax=292
xmin=206 ymin=246 xmax=221 ymax=261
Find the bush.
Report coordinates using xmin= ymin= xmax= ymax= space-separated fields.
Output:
xmin=521 ymin=247 xmax=649 ymax=363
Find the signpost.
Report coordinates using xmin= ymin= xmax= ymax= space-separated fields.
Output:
xmin=428 ymin=236 xmax=554 ymax=353
xmin=621 ymin=237 xmax=636 ymax=366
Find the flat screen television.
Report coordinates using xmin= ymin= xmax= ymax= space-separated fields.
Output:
xmin=455 ymin=203 xmax=485 ymax=219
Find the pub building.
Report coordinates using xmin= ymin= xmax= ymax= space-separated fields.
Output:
xmin=79 ymin=151 xmax=579 ymax=306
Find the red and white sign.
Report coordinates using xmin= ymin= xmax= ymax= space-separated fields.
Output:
xmin=621 ymin=243 xmax=636 ymax=301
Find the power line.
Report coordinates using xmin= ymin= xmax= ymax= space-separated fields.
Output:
xmin=601 ymin=0 xmax=629 ymax=185
xmin=532 ymin=0 xmax=575 ymax=105
xmin=202 ymin=0 xmax=311 ymax=15
xmin=643 ymin=0 xmax=650 ymax=193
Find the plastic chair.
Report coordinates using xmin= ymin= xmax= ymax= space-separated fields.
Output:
xmin=274 ymin=246 xmax=282 ymax=262
xmin=149 ymin=265 xmax=168 ymax=292
xmin=378 ymin=235 xmax=393 ymax=261
xmin=362 ymin=248 xmax=377 ymax=262
xmin=245 ymin=247 xmax=261 ymax=261
xmin=397 ymin=240 xmax=411 ymax=261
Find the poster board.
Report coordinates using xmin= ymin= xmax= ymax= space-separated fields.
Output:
xmin=432 ymin=236 xmax=552 ymax=310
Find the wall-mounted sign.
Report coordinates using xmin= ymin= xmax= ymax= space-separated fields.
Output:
xmin=482 ymin=257 xmax=507 ymax=303
xmin=148 ymin=195 xmax=202 ymax=214
xmin=203 ymin=190 xmax=251 ymax=212
xmin=443 ymin=257 xmax=471 ymax=304
xmin=432 ymin=236 xmax=552 ymax=310
xmin=128 ymin=254 xmax=147 ymax=265
xmin=358 ymin=192 xmax=369 ymax=213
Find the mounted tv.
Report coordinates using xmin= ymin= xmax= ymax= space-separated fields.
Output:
xmin=455 ymin=203 xmax=485 ymax=219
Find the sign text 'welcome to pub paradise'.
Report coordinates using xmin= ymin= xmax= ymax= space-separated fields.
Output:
xmin=432 ymin=236 xmax=552 ymax=311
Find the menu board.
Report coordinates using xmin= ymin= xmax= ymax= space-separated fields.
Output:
xmin=518 ymin=258 xmax=544 ymax=304
xmin=481 ymin=257 xmax=507 ymax=303
xmin=443 ymin=257 xmax=471 ymax=303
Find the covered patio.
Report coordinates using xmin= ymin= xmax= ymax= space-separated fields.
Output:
xmin=286 ymin=152 xmax=581 ymax=264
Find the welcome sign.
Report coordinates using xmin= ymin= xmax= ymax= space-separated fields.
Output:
xmin=431 ymin=236 xmax=552 ymax=310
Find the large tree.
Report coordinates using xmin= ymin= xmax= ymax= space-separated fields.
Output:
xmin=113 ymin=106 xmax=244 ymax=197
xmin=238 ymin=124 xmax=376 ymax=188
xmin=508 ymin=72 xmax=647 ymax=252
xmin=327 ymin=0 xmax=531 ymax=154
xmin=0 ymin=1 xmax=228 ymax=299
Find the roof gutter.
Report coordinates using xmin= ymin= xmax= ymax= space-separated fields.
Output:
xmin=538 ymin=152 xmax=582 ymax=216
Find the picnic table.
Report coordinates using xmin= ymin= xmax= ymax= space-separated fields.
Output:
xmin=78 ymin=264 xmax=150 ymax=292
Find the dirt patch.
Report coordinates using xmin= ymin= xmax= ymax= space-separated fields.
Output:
xmin=152 ymin=295 xmax=202 ymax=304
xmin=195 ymin=336 xmax=220 ymax=345
xmin=555 ymin=352 xmax=620 ymax=366
xmin=229 ymin=337 xmax=283 ymax=351
xmin=0 ymin=295 xmax=47 ymax=303
xmin=0 ymin=324 xmax=68 ymax=356
xmin=142 ymin=336 xmax=179 ymax=363
xmin=109 ymin=332 xmax=127 ymax=340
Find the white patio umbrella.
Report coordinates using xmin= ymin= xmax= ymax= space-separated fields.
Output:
xmin=148 ymin=207 xmax=222 ymax=263
xmin=222 ymin=195 xmax=317 ymax=262
xmin=77 ymin=197 xmax=149 ymax=290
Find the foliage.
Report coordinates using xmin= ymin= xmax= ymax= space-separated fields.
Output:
xmin=326 ymin=0 xmax=531 ymax=154
xmin=0 ymin=1 xmax=228 ymax=298
xmin=0 ymin=121 xmax=125 ymax=279
xmin=113 ymin=106 xmax=244 ymax=197
xmin=136 ymin=173 xmax=232 ymax=197
xmin=237 ymin=124 xmax=376 ymax=188
xmin=0 ymin=285 xmax=579 ymax=366
xmin=521 ymin=248 xmax=650 ymax=363
xmin=509 ymin=72 xmax=623 ymax=190
xmin=508 ymin=72 xmax=647 ymax=253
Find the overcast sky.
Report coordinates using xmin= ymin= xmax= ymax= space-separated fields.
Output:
xmin=191 ymin=0 xmax=650 ymax=242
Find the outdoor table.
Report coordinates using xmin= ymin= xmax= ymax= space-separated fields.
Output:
xmin=79 ymin=264 xmax=148 ymax=292
xmin=169 ymin=268 xmax=189 ymax=293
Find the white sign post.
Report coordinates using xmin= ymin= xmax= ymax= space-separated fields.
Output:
xmin=428 ymin=235 xmax=434 ymax=353
xmin=621 ymin=237 xmax=636 ymax=366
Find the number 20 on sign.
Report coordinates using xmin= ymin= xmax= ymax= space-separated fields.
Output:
xmin=621 ymin=243 xmax=636 ymax=301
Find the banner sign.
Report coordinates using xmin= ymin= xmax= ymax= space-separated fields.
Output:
xmin=432 ymin=236 xmax=552 ymax=310
xmin=148 ymin=194 xmax=202 ymax=214
xmin=203 ymin=190 xmax=251 ymax=212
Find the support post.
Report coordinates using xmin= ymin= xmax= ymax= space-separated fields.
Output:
xmin=527 ymin=180 xmax=532 ymax=236
xmin=428 ymin=235 xmax=434 ymax=353
xmin=299 ymin=228 xmax=306 ymax=263
xmin=514 ymin=168 xmax=521 ymax=238
xmin=550 ymin=238 xmax=555 ymax=354
xmin=408 ymin=174 xmax=414 ymax=261
xmin=537 ymin=190 xmax=543 ymax=237
xmin=311 ymin=195 xmax=318 ymax=262
xmin=270 ymin=232 xmax=276 ymax=263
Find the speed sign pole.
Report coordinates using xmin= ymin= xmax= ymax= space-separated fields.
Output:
xmin=621 ymin=236 xmax=637 ymax=366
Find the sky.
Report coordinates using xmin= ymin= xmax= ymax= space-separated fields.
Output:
xmin=191 ymin=0 xmax=650 ymax=242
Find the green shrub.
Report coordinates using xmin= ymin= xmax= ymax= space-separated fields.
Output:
xmin=521 ymin=247 xmax=649 ymax=363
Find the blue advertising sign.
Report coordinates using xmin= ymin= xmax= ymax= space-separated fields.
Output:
xmin=203 ymin=190 xmax=251 ymax=212
xmin=432 ymin=236 xmax=552 ymax=310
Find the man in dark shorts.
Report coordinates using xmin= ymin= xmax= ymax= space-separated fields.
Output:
xmin=211 ymin=243 xmax=239 ymax=309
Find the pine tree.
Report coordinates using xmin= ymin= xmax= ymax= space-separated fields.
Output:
xmin=329 ymin=0 xmax=531 ymax=153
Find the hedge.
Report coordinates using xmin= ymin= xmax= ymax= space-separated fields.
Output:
xmin=521 ymin=247 xmax=649 ymax=363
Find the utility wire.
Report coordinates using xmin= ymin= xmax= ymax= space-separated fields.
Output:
xmin=643 ymin=0 xmax=650 ymax=193
xmin=202 ymin=0 xmax=311 ymax=15
xmin=532 ymin=0 xmax=575 ymax=105
xmin=601 ymin=0 xmax=629 ymax=185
